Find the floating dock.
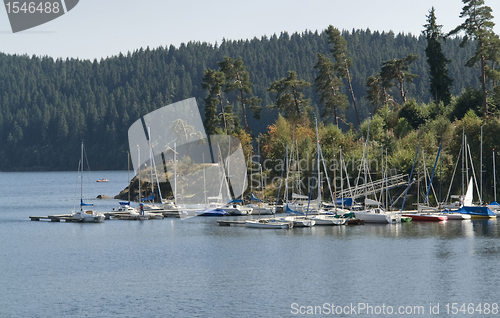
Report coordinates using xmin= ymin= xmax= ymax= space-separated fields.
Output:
xmin=217 ymin=220 xmax=246 ymax=226
xmin=29 ymin=214 xmax=78 ymax=222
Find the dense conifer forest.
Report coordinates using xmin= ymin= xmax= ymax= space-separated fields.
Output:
xmin=0 ymin=29 xmax=482 ymax=171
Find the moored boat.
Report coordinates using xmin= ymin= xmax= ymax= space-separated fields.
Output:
xmin=456 ymin=206 xmax=497 ymax=219
xmin=309 ymin=214 xmax=347 ymax=225
xmin=196 ymin=208 xmax=229 ymax=217
xmin=355 ymin=208 xmax=401 ymax=223
xmin=68 ymin=142 xmax=105 ymax=223
xmin=245 ymin=219 xmax=293 ymax=229
xmin=402 ymin=213 xmax=447 ymax=222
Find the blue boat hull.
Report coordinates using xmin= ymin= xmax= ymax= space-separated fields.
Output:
xmin=456 ymin=206 xmax=496 ymax=218
xmin=196 ymin=208 xmax=229 ymax=217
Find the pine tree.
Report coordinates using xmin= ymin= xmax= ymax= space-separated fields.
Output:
xmin=448 ymin=0 xmax=497 ymax=115
xmin=380 ymin=54 xmax=419 ymax=103
xmin=201 ymin=68 xmax=226 ymax=135
xmin=268 ymin=71 xmax=311 ymax=123
xmin=423 ymin=7 xmax=453 ymax=111
xmin=326 ymin=26 xmax=360 ymax=125
xmin=218 ymin=57 xmax=262 ymax=133
xmin=314 ymin=53 xmax=348 ymax=126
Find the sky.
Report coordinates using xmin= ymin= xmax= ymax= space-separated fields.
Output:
xmin=1 ymin=0 xmax=500 ymax=61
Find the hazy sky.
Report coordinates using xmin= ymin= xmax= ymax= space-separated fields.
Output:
xmin=2 ymin=0 xmax=500 ymax=60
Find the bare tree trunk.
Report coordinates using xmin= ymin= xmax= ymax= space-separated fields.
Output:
xmin=344 ymin=64 xmax=360 ymax=126
xmin=236 ymin=73 xmax=249 ymax=131
xmin=481 ymin=54 xmax=488 ymax=115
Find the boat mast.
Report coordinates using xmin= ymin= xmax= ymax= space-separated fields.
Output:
xmin=80 ymin=141 xmax=84 ymax=212
xmin=203 ymin=153 xmax=206 ymax=207
xmin=174 ymin=142 xmax=177 ymax=206
xmin=385 ymin=148 xmax=389 ymax=211
xmin=127 ymin=151 xmax=130 ymax=203
xmin=274 ymin=146 xmax=287 ymax=215
xmin=148 ymin=127 xmax=154 ymax=202
xmin=138 ymin=145 xmax=142 ymax=216
xmin=340 ymin=146 xmax=343 ymax=209
xmin=462 ymin=127 xmax=465 ymax=197
xmin=494 ymin=149 xmax=497 ymax=203
xmin=333 ymin=139 xmax=337 ymax=210
xmin=480 ymin=125 xmax=483 ymax=205
xmin=315 ymin=117 xmax=320 ymax=209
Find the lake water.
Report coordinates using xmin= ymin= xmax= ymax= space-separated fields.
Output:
xmin=1 ymin=171 xmax=500 ymax=317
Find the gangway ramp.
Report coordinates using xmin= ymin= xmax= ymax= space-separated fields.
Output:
xmin=335 ymin=173 xmax=408 ymax=199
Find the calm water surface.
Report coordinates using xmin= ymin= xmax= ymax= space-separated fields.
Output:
xmin=1 ymin=172 xmax=500 ymax=317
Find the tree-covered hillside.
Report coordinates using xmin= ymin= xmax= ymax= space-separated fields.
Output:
xmin=0 ymin=29 xmax=479 ymax=171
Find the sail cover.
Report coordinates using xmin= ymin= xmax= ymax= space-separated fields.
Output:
xmin=250 ymin=192 xmax=262 ymax=202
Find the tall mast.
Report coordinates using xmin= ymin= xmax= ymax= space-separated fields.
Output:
xmin=80 ymin=141 xmax=84 ymax=212
xmin=127 ymin=151 xmax=130 ymax=203
xmin=148 ymin=127 xmax=154 ymax=202
xmin=340 ymin=146 xmax=343 ymax=209
xmin=494 ymin=149 xmax=497 ymax=203
xmin=333 ymin=139 xmax=337 ymax=209
xmin=385 ymin=148 xmax=388 ymax=211
xmin=315 ymin=118 xmax=320 ymax=207
xmin=462 ymin=127 xmax=465 ymax=197
xmin=138 ymin=145 xmax=142 ymax=215
xmin=174 ymin=142 xmax=177 ymax=206
xmin=480 ymin=125 xmax=483 ymax=205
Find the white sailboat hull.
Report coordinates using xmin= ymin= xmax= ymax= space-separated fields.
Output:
xmin=69 ymin=211 xmax=105 ymax=223
xmin=245 ymin=219 xmax=292 ymax=229
xmin=355 ymin=210 xmax=400 ymax=223
xmin=310 ymin=215 xmax=348 ymax=225
xmin=444 ymin=212 xmax=471 ymax=220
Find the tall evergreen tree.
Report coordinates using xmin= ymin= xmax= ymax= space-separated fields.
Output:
xmin=423 ymin=7 xmax=453 ymax=111
xmin=314 ymin=53 xmax=348 ymax=126
xmin=326 ymin=25 xmax=360 ymax=125
xmin=268 ymin=71 xmax=311 ymax=123
xmin=218 ymin=57 xmax=262 ymax=133
xmin=201 ymin=68 xmax=226 ymax=135
xmin=448 ymin=0 xmax=497 ymax=115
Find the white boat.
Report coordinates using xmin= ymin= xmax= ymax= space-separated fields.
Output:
xmin=68 ymin=142 xmax=105 ymax=223
xmin=309 ymin=214 xmax=348 ymax=225
xmin=283 ymin=216 xmax=315 ymax=227
xmin=355 ymin=208 xmax=401 ymax=223
xmin=246 ymin=203 xmax=275 ymax=215
xmin=245 ymin=218 xmax=293 ymax=229
xmin=68 ymin=208 xmax=105 ymax=223
xmin=222 ymin=201 xmax=252 ymax=215
xmin=286 ymin=195 xmax=321 ymax=215
xmin=443 ymin=212 xmax=471 ymax=220
xmin=111 ymin=202 xmax=141 ymax=220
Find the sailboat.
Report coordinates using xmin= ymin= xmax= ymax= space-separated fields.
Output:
xmin=354 ymin=123 xmax=401 ymax=223
xmin=68 ymin=142 xmax=105 ymax=223
xmin=246 ymin=154 xmax=274 ymax=215
xmin=455 ymin=178 xmax=496 ymax=219
xmin=110 ymin=151 xmax=142 ymax=220
xmin=402 ymin=143 xmax=447 ymax=222
xmin=140 ymin=129 xmax=165 ymax=219
xmin=246 ymin=147 xmax=293 ymax=229
xmin=487 ymin=149 xmax=500 ymax=214
xmin=450 ymin=132 xmax=495 ymax=219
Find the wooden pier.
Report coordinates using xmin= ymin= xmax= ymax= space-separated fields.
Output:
xmin=30 ymin=214 xmax=77 ymax=222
